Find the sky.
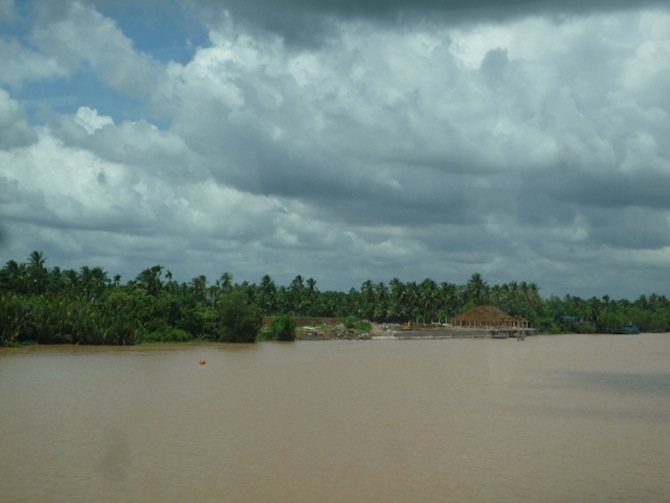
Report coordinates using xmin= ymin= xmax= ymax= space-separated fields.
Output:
xmin=1 ymin=0 xmax=669 ymax=300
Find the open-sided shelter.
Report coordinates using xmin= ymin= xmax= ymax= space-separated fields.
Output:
xmin=452 ymin=306 xmax=530 ymax=329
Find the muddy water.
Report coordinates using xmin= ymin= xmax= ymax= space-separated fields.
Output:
xmin=1 ymin=334 xmax=669 ymax=502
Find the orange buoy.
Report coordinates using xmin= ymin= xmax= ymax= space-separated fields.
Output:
xmin=199 ymin=358 xmax=206 ymax=366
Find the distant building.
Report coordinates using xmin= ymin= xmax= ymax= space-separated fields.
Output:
xmin=452 ymin=306 xmax=530 ymax=329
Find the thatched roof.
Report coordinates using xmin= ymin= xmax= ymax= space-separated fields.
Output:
xmin=452 ymin=306 xmax=528 ymax=327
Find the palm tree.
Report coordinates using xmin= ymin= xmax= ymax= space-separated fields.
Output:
xmin=27 ymin=251 xmax=47 ymax=295
xmin=258 ymin=274 xmax=277 ymax=314
xmin=27 ymin=250 xmax=45 ymax=269
xmin=518 ymin=281 xmax=541 ymax=308
xmin=418 ymin=278 xmax=439 ymax=322
xmin=190 ymin=275 xmax=208 ymax=302
xmin=219 ymin=272 xmax=234 ymax=293
xmin=80 ymin=266 xmax=109 ymax=300
xmin=439 ymin=282 xmax=458 ymax=320
xmin=288 ymin=275 xmax=305 ymax=314
xmin=360 ymin=280 xmax=375 ymax=319
xmin=388 ymin=277 xmax=407 ymax=322
xmin=526 ymin=282 xmax=542 ymax=307
xmin=1 ymin=260 xmax=27 ymax=294
xmin=584 ymin=297 xmax=603 ymax=327
xmin=404 ymin=281 xmax=420 ymax=322
xmin=62 ymin=269 xmax=79 ymax=292
xmin=465 ymin=273 xmax=489 ymax=306
xmin=374 ymin=281 xmax=389 ymax=322
xmin=489 ymin=284 xmax=504 ymax=306
xmin=305 ymin=278 xmax=318 ymax=315
xmin=136 ymin=265 xmax=164 ymax=296
xmin=207 ymin=284 xmax=220 ymax=307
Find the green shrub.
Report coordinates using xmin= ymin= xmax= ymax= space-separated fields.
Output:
xmin=0 ymin=293 xmax=23 ymax=346
xmin=264 ymin=315 xmax=297 ymax=341
xmin=141 ymin=328 xmax=190 ymax=343
xmin=216 ymin=293 xmax=262 ymax=343
xmin=341 ymin=316 xmax=372 ymax=332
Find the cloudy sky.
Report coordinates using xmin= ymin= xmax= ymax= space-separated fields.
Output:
xmin=1 ymin=0 xmax=669 ymax=299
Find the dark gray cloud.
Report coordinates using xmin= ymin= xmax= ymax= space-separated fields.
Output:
xmin=520 ymin=169 xmax=670 ymax=212
xmin=202 ymin=0 xmax=670 ymax=20
xmin=195 ymin=0 xmax=670 ymax=45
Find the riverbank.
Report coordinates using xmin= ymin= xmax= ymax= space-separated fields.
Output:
xmin=295 ymin=322 xmax=379 ymax=340
xmin=295 ymin=323 xmax=537 ymax=340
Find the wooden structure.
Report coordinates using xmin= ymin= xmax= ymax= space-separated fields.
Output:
xmin=452 ymin=306 xmax=534 ymax=339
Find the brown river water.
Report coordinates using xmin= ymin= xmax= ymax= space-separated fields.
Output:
xmin=1 ymin=334 xmax=669 ymax=502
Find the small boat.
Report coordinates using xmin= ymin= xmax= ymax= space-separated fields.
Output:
xmin=623 ymin=324 xmax=640 ymax=334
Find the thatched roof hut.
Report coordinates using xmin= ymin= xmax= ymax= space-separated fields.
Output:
xmin=452 ymin=306 xmax=529 ymax=329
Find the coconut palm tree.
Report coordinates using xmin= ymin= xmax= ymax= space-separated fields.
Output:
xmin=418 ymin=278 xmax=439 ymax=322
xmin=27 ymin=251 xmax=47 ymax=295
xmin=359 ymin=280 xmax=375 ymax=319
xmin=465 ymin=273 xmax=489 ymax=306
xmin=219 ymin=272 xmax=234 ymax=293
xmin=287 ymin=275 xmax=305 ymax=314
xmin=1 ymin=260 xmax=27 ymax=293
xmin=259 ymin=274 xmax=277 ymax=314
xmin=439 ymin=281 xmax=458 ymax=320
xmin=190 ymin=275 xmax=208 ymax=302
xmin=136 ymin=265 xmax=164 ymax=296
xmin=305 ymin=277 xmax=318 ymax=315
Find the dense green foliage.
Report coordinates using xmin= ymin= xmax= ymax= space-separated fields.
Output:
xmin=216 ymin=293 xmax=262 ymax=343
xmin=342 ymin=316 xmax=372 ymax=332
xmin=261 ymin=314 xmax=297 ymax=342
xmin=1 ymin=251 xmax=668 ymax=346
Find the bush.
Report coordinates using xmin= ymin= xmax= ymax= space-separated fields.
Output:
xmin=0 ymin=293 xmax=23 ymax=346
xmin=560 ymin=319 xmax=596 ymax=334
xmin=264 ymin=315 xmax=297 ymax=341
xmin=341 ymin=316 xmax=372 ymax=332
xmin=141 ymin=328 xmax=190 ymax=343
xmin=216 ymin=293 xmax=262 ymax=343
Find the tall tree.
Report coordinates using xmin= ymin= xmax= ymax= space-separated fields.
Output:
xmin=136 ymin=265 xmax=164 ymax=296
xmin=219 ymin=272 xmax=234 ymax=293
xmin=465 ymin=273 xmax=489 ymax=306
xmin=259 ymin=274 xmax=277 ymax=314
xmin=287 ymin=275 xmax=305 ymax=314
xmin=305 ymin=277 xmax=318 ymax=315
xmin=27 ymin=251 xmax=48 ymax=295
xmin=190 ymin=275 xmax=208 ymax=302
xmin=1 ymin=260 xmax=27 ymax=293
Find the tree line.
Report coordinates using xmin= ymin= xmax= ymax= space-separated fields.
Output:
xmin=1 ymin=251 xmax=668 ymax=346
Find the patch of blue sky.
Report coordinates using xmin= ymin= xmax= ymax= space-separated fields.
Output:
xmin=18 ymin=71 xmax=148 ymax=127
xmin=3 ymin=1 xmax=187 ymax=130
xmin=96 ymin=1 xmax=208 ymax=65
xmin=1 ymin=0 xmax=30 ymax=33
xmin=1 ymin=2 xmax=34 ymax=50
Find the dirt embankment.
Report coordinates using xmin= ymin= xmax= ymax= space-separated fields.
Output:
xmin=296 ymin=323 xmax=386 ymax=340
xmin=294 ymin=322 xmax=499 ymax=340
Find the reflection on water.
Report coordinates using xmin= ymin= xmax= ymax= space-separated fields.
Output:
xmin=543 ymin=370 xmax=670 ymax=395
xmin=99 ymin=426 xmax=130 ymax=481
xmin=1 ymin=334 xmax=669 ymax=502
